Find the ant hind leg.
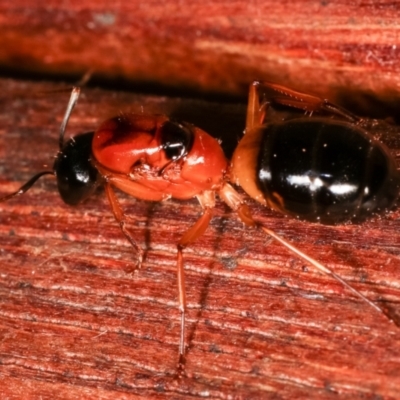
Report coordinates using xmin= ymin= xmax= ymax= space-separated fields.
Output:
xmin=249 ymin=81 xmax=360 ymax=123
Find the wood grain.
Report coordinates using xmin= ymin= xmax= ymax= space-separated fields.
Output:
xmin=0 ymin=79 xmax=400 ymax=399
xmin=0 ymin=1 xmax=400 ymax=116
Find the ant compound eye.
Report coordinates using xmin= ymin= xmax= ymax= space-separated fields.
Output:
xmin=53 ymin=132 xmax=100 ymax=205
xmin=160 ymin=120 xmax=194 ymax=161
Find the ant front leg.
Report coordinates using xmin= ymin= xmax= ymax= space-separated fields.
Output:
xmin=104 ymin=183 xmax=143 ymax=268
xmin=175 ymin=190 xmax=215 ymax=375
xmin=249 ymin=81 xmax=360 ymax=123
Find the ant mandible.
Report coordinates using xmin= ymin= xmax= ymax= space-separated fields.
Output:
xmin=1 ymin=81 xmax=399 ymax=373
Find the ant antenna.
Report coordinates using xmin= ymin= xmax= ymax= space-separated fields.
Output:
xmin=0 ymin=171 xmax=54 ymax=202
xmin=59 ymin=87 xmax=80 ymax=149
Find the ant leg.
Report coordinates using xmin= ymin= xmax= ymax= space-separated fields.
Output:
xmin=104 ymin=183 xmax=143 ymax=268
xmin=220 ymin=183 xmax=400 ymax=328
xmin=251 ymin=81 xmax=360 ymax=122
xmin=246 ymin=81 xmax=263 ymax=131
xmin=176 ymin=190 xmax=215 ymax=375
xmin=259 ymin=226 xmax=399 ymax=327
xmin=231 ymin=93 xmax=269 ymax=208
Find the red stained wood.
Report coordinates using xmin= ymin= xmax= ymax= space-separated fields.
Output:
xmin=0 ymin=1 xmax=400 ymax=116
xmin=0 ymin=79 xmax=400 ymax=398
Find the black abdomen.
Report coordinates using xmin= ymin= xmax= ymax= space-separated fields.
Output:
xmin=257 ymin=119 xmax=400 ymax=223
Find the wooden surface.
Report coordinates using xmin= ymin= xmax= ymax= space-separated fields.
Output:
xmin=1 ymin=79 xmax=400 ymax=399
xmin=1 ymin=1 xmax=400 ymax=116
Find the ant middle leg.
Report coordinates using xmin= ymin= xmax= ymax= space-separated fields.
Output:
xmin=175 ymin=190 xmax=215 ymax=375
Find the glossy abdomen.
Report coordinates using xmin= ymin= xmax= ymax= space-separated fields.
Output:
xmin=257 ymin=119 xmax=400 ymax=223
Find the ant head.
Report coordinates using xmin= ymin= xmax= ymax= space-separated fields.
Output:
xmin=54 ymin=87 xmax=100 ymax=205
xmin=0 ymin=87 xmax=99 ymax=205
xmin=53 ymin=132 xmax=100 ymax=205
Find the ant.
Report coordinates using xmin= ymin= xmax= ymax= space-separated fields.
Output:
xmin=1 ymin=81 xmax=399 ymax=374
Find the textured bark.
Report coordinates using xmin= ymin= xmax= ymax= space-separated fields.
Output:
xmin=0 ymin=1 xmax=400 ymax=117
xmin=0 ymin=79 xmax=400 ymax=399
